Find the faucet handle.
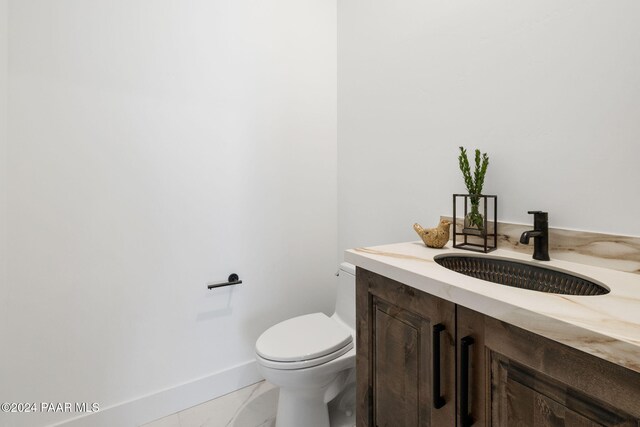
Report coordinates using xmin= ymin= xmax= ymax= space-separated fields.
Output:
xmin=527 ymin=211 xmax=549 ymax=229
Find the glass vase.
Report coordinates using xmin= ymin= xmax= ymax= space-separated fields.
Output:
xmin=463 ymin=201 xmax=485 ymax=236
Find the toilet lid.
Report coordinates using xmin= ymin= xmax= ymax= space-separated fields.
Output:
xmin=255 ymin=313 xmax=353 ymax=362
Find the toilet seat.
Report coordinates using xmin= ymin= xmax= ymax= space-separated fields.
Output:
xmin=256 ymin=312 xmax=353 ymax=370
xmin=257 ymin=341 xmax=353 ymax=370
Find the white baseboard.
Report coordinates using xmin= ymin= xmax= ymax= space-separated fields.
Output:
xmin=49 ymin=360 xmax=262 ymax=427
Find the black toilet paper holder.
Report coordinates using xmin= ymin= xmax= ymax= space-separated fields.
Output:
xmin=207 ymin=274 xmax=242 ymax=290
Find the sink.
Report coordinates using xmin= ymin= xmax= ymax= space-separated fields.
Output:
xmin=434 ymin=254 xmax=609 ymax=296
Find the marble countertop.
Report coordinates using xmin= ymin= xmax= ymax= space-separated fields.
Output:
xmin=345 ymin=241 xmax=640 ymax=373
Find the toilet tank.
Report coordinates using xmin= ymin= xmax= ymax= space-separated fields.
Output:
xmin=333 ymin=262 xmax=356 ymax=331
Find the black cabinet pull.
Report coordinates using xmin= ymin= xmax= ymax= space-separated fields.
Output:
xmin=460 ymin=336 xmax=475 ymax=427
xmin=432 ymin=323 xmax=446 ymax=409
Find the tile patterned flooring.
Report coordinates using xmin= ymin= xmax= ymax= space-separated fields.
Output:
xmin=142 ymin=380 xmax=356 ymax=427
xmin=141 ymin=381 xmax=277 ymax=427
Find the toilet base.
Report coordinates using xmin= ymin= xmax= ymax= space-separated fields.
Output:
xmin=273 ymin=369 xmax=355 ymax=427
xmin=276 ymin=387 xmax=331 ymax=427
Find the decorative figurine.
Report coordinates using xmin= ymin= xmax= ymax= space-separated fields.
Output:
xmin=414 ymin=219 xmax=452 ymax=249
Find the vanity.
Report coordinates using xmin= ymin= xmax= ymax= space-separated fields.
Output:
xmin=345 ymin=242 xmax=640 ymax=426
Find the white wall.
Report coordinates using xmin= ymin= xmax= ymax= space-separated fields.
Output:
xmin=3 ymin=1 xmax=336 ymax=426
xmin=0 ymin=0 xmax=8 ymax=403
xmin=338 ymin=0 xmax=640 ymax=254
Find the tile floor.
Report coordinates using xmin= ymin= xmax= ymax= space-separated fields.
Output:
xmin=141 ymin=380 xmax=356 ymax=427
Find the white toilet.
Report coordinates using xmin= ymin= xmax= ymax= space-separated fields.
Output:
xmin=255 ymin=262 xmax=356 ymax=427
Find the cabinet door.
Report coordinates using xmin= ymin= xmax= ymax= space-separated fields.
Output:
xmin=481 ymin=313 xmax=640 ymax=426
xmin=356 ymin=268 xmax=456 ymax=427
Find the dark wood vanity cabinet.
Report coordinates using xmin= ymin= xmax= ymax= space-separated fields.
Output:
xmin=356 ymin=268 xmax=640 ymax=427
xmin=356 ymin=268 xmax=456 ymax=426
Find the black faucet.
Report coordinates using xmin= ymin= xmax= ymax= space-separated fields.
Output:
xmin=520 ymin=211 xmax=550 ymax=261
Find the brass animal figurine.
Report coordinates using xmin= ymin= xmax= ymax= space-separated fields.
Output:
xmin=414 ymin=219 xmax=452 ymax=249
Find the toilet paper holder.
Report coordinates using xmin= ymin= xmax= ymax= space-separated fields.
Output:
xmin=207 ymin=274 xmax=242 ymax=290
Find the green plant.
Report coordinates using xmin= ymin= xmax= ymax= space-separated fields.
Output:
xmin=458 ymin=146 xmax=489 ymax=230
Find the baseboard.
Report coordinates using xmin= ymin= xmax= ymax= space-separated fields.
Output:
xmin=49 ymin=360 xmax=262 ymax=427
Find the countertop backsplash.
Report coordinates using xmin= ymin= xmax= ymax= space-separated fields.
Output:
xmin=442 ymin=216 xmax=640 ymax=276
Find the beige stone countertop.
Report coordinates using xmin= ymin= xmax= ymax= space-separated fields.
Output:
xmin=345 ymin=241 xmax=640 ymax=373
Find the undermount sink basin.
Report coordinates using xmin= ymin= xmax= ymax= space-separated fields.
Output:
xmin=434 ymin=254 xmax=609 ymax=296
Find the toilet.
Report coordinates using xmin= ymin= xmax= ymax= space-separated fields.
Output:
xmin=255 ymin=262 xmax=356 ymax=427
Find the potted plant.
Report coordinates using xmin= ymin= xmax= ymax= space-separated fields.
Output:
xmin=458 ymin=146 xmax=489 ymax=234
